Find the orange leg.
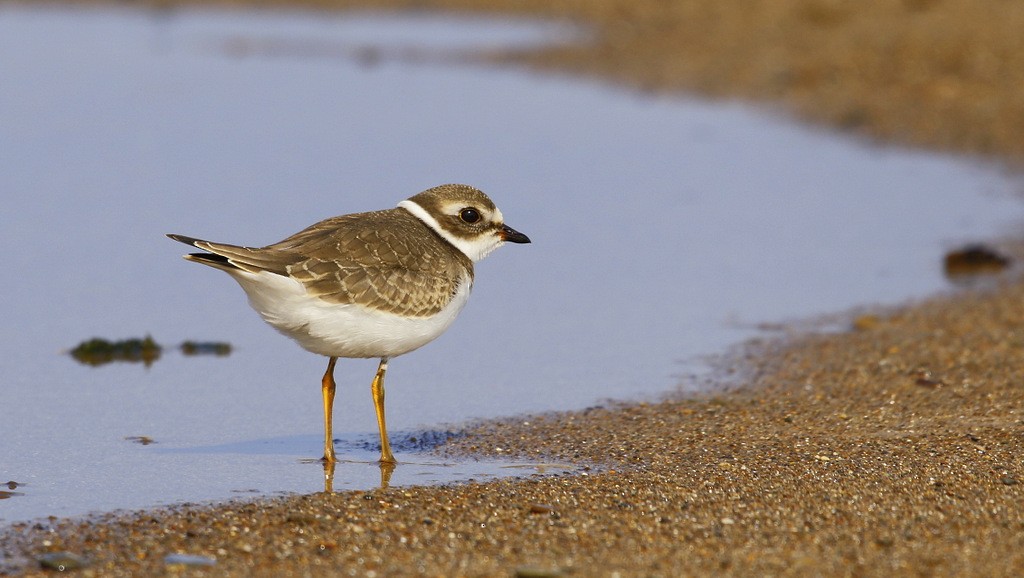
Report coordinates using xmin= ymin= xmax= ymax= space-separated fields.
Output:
xmin=370 ymin=357 xmax=396 ymax=464
xmin=321 ymin=356 xmax=338 ymax=463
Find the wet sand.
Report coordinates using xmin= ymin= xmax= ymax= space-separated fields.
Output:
xmin=5 ymin=0 xmax=1024 ymax=575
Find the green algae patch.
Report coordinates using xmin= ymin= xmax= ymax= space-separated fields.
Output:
xmin=180 ymin=340 xmax=232 ymax=357
xmin=69 ymin=337 xmax=233 ymax=366
xmin=70 ymin=336 xmax=162 ymax=367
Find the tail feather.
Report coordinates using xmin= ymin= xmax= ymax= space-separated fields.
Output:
xmin=167 ymin=233 xmax=205 ymax=247
xmin=184 ymin=251 xmax=238 ymax=270
xmin=167 ymin=233 xmax=288 ymax=275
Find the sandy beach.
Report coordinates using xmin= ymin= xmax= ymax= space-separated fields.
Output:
xmin=4 ymin=0 xmax=1024 ymax=575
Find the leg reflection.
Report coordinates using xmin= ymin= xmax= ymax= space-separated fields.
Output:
xmin=379 ymin=460 xmax=395 ymax=489
xmin=319 ymin=456 xmax=396 ymax=493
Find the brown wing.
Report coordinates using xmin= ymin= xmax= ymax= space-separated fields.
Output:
xmin=182 ymin=208 xmax=473 ymax=318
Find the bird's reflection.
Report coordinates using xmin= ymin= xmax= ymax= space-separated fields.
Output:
xmin=319 ymin=458 xmax=395 ymax=493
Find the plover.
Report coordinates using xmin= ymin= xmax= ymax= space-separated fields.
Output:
xmin=168 ymin=184 xmax=530 ymax=464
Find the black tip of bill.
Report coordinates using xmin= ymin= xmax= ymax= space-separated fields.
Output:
xmin=501 ymin=225 xmax=531 ymax=244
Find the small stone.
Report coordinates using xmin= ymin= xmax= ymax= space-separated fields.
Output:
xmin=911 ymin=370 xmax=944 ymax=388
xmin=528 ymin=503 xmax=554 ymax=514
xmin=515 ymin=566 xmax=564 ymax=578
xmin=1000 ymin=476 xmax=1018 ymax=486
xmin=852 ymin=314 xmax=880 ymax=331
xmin=164 ymin=553 xmax=216 ymax=567
xmin=944 ymin=244 xmax=1010 ymax=279
xmin=38 ymin=552 xmax=90 ymax=571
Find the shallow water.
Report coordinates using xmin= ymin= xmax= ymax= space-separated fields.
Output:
xmin=1 ymin=4 xmax=1021 ymax=524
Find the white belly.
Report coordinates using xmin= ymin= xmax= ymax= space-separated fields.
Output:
xmin=226 ymin=269 xmax=471 ymax=359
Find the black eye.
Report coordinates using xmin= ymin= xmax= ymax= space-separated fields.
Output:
xmin=459 ymin=208 xmax=481 ymax=224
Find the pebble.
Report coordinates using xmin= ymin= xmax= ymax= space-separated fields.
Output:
xmin=164 ymin=553 xmax=217 ymax=567
xmin=38 ymin=552 xmax=90 ymax=571
xmin=515 ymin=566 xmax=564 ymax=578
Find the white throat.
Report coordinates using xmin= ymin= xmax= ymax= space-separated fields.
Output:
xmin=398 ymin=200 xmax=503 ymax=262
